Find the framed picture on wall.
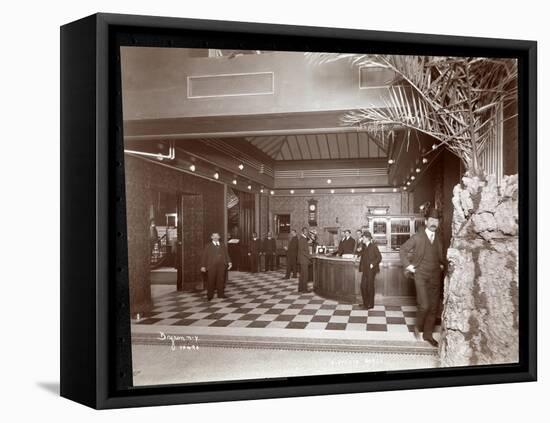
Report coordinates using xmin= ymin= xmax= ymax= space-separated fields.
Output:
xmin=60 ymin=13 xmax=537 ymax=409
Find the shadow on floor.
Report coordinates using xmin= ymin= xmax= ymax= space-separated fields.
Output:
xmin=36 ymin=381 xmax=59 ymax=396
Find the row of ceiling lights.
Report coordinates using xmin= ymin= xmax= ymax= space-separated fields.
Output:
xmin=187 ymin=156 xmax=431 ymax=195
xmin=387 ymin=156 xmax=429 ymax=191
xmin=188 ymin=160 xmax=262 ymax=191
xmin=285 ymin=187 xmax=397 ymax=195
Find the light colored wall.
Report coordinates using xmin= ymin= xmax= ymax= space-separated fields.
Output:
xmin=121 ymin=48 xmax=395 ymax=120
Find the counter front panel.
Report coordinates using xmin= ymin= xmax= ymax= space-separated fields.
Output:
xmin=312 ymin=254 xmax=416 ymax=305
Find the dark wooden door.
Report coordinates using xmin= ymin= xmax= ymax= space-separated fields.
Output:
xmin=176 ymin=193 xmax=204 ymax=291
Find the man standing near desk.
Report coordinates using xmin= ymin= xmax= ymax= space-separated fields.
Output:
xmin=337 ymin=229 xmax=356 ymax=256
xmin=283 ymin=229 xmax=298 ymax=279
xmin=297 ymin=227 xmax=311 ymax=292
xmin=200 ymin=232 xmax=232 ymax=301
xmin=358 ymin=231 xmax=382 ymax=309
xmin=399 ymin=208 xmax=446 ymax=347
xmin=248 ymin=232 xmax=262 ymax=273
xmin=262 ymin=231 xmax=277 ymax=271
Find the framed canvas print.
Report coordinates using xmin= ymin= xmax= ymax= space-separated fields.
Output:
xmin=60 ymin=13 xmax=537 ymax=409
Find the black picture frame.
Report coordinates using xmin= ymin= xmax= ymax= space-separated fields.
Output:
xmin=60 ymin=12 xmax=537 ymax=409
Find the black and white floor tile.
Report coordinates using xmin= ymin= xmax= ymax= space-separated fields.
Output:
xmin=132 ymin=270 xmax=440 ymax=334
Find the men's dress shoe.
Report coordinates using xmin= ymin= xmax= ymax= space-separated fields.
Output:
xmin=424 ymin=337 xmax=439 ymax=347
xmin=413 ymin=327 xmax=422 ymax=341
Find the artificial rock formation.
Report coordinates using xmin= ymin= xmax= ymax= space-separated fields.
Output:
xmin=440 ymin=174 xmax=519 ymax=367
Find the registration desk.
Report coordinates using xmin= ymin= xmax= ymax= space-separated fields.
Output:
xmin=312 ymin=251 xmax=416 ymax=306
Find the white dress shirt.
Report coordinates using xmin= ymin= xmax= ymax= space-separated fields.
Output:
xmin=425 ymin=228 xmax=435 ymax=243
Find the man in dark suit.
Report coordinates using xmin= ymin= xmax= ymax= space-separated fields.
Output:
xmin=262 ymin=231 xmax=277 ymax=271
xmin=337 ymin=229 xmax=356 ymax=255
xmin=200 ymin=232 xmax=232 ymax=301
xmin=358 ymin=231 xmax=382 ymax=309
xmin=354 ymin=229 xmax=364 ymax=255
xmin=399 ymin=208 xmax=446 ymax=347
xmin=283 ymin=229 xmax=298 ymax=279
xmin=247 ymin=232 xmax=262 ymax=273
xmin=297 ymin=227 xmax=311 ymax=292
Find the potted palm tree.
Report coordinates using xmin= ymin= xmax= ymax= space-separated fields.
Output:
xmin=307 ymin=52 xmax=519 ymax=366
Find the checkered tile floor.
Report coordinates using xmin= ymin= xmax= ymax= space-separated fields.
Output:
xmin=133 ymin=270 xmax=438 ymax=333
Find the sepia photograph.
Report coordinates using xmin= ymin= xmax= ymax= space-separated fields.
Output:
xmin=120 ymin=46 xmax=519 ymax=386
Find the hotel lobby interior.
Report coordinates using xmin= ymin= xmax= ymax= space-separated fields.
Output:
xmin=121 ymin=47 xmax=518 ymax=385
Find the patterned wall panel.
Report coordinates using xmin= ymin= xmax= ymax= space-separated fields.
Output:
xmin=269 ymin=193 xmax=402 ymax=243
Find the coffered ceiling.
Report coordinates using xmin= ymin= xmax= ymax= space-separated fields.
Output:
xmin=245 ymin=132 xmax=387 ymax=161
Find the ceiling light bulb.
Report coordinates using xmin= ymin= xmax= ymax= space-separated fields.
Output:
xmin=388 ymin=159 xmax=395 ymax=164
xmin=213 ymin=172 xmax=219 ymax=180
xmin=416 ymin=168 xmax=421 ymax=173
xmin=411 ymin=176 xmax=416 ymax=180
xmin=330 ymin=189 xmax=335 ymax=194
xmin=270 ymin=190 xmax=275 ymax=195
xmin=351 ymin=189 xmax=355 ymax=193
xmin=310 ymin=189 xmax=315 ymax=194
xmin=422 ymin=158 xmax=428 ymax=164
xmin=393 ymin=188 xmax=397 ymax=192
xmin=327 ymin=179 xmax=332 ymax=184
xmin=372 ymin=188 xmax=376 ymax=192
xmin=189 ymin=164 xmax=196 ymax=172
xmin=238 ymin=163 xmax=244 ymax=170
xmin=290 ymin=190 xmax=295 ymax=194
xmin=260 ymin=188 xmax=264 ymax=193
xmin=247 ymin=185 xmax=252 ymax=190
xmin=232 ymin=179 xmax=237 ymax=185
xmin=406 ymin=181 xmax=411 ymax=186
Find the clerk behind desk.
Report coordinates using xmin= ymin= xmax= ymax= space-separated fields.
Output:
xmin=336 ymin=229 xmax=356 ymax=256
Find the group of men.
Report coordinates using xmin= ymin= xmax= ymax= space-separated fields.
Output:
xmin=248 ymin=228 xmax=312 ymax=292
xmin=198 ymin=208 xmax=446 ymax=347
xmin=247 ymin=231 xmax=278 ymax=273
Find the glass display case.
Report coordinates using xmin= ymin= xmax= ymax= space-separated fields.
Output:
xmin=367 ymin=214 xmax=423 ymax=252
xmin=371 ymin=218 xmax=388 ymax=246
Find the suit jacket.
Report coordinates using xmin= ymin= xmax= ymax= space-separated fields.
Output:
xmin=399 ymin=226 xmax=446 ymax=277
xmin=297 ymin=235 xmax=311 ymax=265
xmin=337 ymin=236 xmax=356 ymax=255
xmin=249 ymin=238 xmax=262 ymax=254
xmin=262 ymin=237 xmax=277 ymax=254
xmin=287 ymin=236 xmax=298 ymax=262
xmin=201 ymin=241 xmax=230 ymax=270
xmin=358 ymin=241 xmax=382 ymax=273
xmin=354 ymin=239 xmax=365 ymax=254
